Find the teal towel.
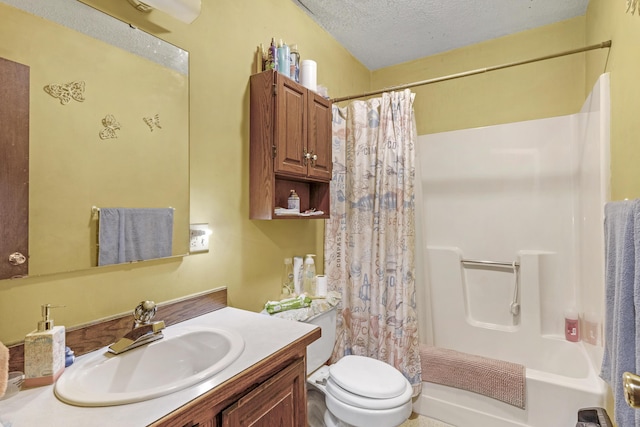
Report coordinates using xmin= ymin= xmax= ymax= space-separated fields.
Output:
xmin=98 ymin=208 xmax=173 ymax=266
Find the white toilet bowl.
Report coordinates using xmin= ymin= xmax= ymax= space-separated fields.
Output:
xmin=304 ymin=308 xmax=413 ymax=427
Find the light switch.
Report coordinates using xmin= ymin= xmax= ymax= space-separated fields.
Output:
xmin=189 ymin=223 xmax=210 ymax=253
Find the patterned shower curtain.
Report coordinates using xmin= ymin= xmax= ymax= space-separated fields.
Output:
xmin=324 ymin=90 xmax=421 ymax=394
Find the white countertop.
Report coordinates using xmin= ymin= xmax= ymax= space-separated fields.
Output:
xmin=0 ymin=307 xmax=318 ymax=427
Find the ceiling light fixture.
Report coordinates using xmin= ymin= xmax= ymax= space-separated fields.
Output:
xmin=127 ymin=0 xmax=201 ymax=24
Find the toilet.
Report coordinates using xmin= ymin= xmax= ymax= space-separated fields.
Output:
xmin=304 ymin=307 xmax=413 ymax=427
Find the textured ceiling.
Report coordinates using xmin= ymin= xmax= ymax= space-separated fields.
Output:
xmin=292 ymin=0 xmax=590 ymax=70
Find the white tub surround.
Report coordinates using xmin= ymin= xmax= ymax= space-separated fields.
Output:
xmin=413 ymin=74 xmax=610 ymax=427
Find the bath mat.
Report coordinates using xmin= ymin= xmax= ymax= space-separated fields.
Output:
xmin=420 ymin=344 xmax=526 ymax=409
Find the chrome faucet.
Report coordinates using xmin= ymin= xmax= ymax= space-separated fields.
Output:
xmin=108 ymin=301 xmax=166 ymax=355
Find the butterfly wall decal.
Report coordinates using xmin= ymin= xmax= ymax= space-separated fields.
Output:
xmin=99 ymin=114 xmax=121 ymax=140
xmin=143 ymin=114 xmax=162 ymax=132
xmin=43 ymin=81 xmax=86 ymax=105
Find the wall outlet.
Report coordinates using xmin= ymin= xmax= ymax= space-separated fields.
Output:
xmin=189 ymin=223 xmax=210 ymax=253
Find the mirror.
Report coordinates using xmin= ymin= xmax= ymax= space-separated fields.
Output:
xmin=0 ymin=0 xmax=189 ymax=279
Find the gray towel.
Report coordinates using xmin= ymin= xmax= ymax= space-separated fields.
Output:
xmin=601 ymin=200 xmax=640 ymax=427
xmin=98 ymin=208 xmax=173 ymax=266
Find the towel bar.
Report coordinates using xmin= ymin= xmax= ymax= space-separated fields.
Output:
xmin=91 ymin=206 xmax=174 ymax=219
xmin=461 ymin=258 xmax=519 ymax=268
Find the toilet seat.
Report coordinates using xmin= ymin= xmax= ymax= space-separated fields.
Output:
xmin=328 ymin=355 xmax=411 ymax=399
xmin=326 ymin=377 xmax=413 ymax=410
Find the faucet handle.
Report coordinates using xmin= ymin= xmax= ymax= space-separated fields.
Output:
xmin=133 ymin=300 xmax=157 ymax=326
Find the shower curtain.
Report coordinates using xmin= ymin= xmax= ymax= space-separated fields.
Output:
xmin=324 ymin=90 xmax=422 ymax=394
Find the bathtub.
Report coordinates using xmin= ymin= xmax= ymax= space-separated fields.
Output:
xmin=411 ymin=248 xmax=610 ymax=427
xmin=413 ymin=339 xmax=608 ymax=427
xmin=413 ymin=75 xmax=611 ymax=427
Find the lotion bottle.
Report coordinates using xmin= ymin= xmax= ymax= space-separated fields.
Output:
xmin=24 ymin=304 xmax=65 ymax=387
xmin=564 ymin=307 xmax=580 ymax=342
xmin=302 ymin=254 xmax=317 ymax=296
xmin=277 ymin=39 xmax=290 ymax=78
xmin=289 ymin=44 xmax=300 ymax=82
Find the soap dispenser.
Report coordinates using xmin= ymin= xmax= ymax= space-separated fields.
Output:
xmin=24 ymin=304 xmax=66 ymax=387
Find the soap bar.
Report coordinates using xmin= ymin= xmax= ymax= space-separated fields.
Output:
xmin=24 ymin=326 xmax=65 ymax=387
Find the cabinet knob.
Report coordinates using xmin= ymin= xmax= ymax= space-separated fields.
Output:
xmin=8 ymin=252 xmax=26 ymax=266
xmin=303 ymin=149 xmax=312 ymax=165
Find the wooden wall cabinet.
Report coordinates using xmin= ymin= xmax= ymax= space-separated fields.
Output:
xmin=250 ymin=70 xmax=332 ymax=220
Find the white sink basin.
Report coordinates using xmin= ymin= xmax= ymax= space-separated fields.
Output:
xmin=54 ymin=325 xmax=244 ymax=406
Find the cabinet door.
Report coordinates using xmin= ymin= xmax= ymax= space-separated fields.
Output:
xmin=274 ymin=76 xmax=307 ymax=177
xmin=306 ymin=91 xmax=332 ymax=182
xmin=221 ymin=358 xmax=306 ymax=427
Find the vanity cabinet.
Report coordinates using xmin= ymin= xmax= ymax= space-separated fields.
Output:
xmin=250 ymin=69 xmax=332 ymax=220
xmin=150 ymin=347 xmax=311 ymax=427
xmin=221 ymin=358 xmax=305 ymax=426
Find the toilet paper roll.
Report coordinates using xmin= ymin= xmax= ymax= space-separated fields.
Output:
xmin=300 ymin=59 xmax=317 ymax=91
xmin=316 ymin=275 xmax=327 ymax=297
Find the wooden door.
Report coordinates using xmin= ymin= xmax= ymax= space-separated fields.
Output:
xmin=0 ymin=57 xmax=29 ymax=279
xmin=274 ymin=75 xmax=307 ymax=178
xmin=221 ymin=358 xmax=306 ymax=427
xmin=306 ymin=92 xmax=332 ymax=182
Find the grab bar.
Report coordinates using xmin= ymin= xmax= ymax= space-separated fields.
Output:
xmin=461 ymin=257 xmax=521 ymax=316
xmin=461 ymin=258 xmax=520 ymax=268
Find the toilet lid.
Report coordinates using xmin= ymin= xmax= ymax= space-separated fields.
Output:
xmin=329 ymin=355 xmax=408 ymax=399
xmin=326 ymin=377 xmax=413 ymax=410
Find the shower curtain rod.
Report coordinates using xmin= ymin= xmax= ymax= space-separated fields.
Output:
xmin=330 ymin=40 xmax=612 ymax=103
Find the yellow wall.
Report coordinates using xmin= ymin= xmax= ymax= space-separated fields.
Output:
xmin=0 ymin=0 xmax=369 ymax=345
xmin=1 ymin=0 xmax=633 ymax=347
xmin=372 ymin=17 xmax=587 ymax=135
xmin=586 ymin=0 xmax=640 ymax=201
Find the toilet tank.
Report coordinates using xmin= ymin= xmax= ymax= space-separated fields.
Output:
xmin=305 ymin=306 xmax=337 ymax=374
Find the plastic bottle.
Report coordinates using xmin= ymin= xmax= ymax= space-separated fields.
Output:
xmin=289 ymin=44 xmax=300 ymax=83
xmin=302 ymin=254 xmax=317 ymax=296
xmin=277 ymin=39 xmax=290 ymax=78
xmin=288 ymin=189 xmax=300 ymax=213
xmin=564 ymin=307 xmax=580 ymax=342
xmin=281 ymin=258 xmax=294 ymax=297
xmin=266 ymin=37 xmax=278 ymax=71
xmin=293 ymin=256 xmax=303 ymax=295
